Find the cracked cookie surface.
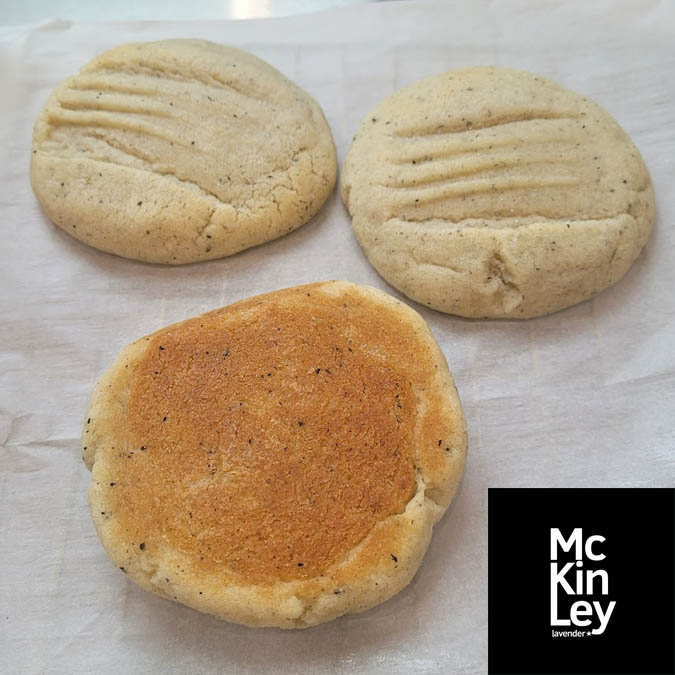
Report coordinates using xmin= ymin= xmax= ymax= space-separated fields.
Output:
xmin=31 ymin=39 xmax=337 ymax=264
xmin=83 ymin=281 xmax=467 ymax=627
xmin=341 ymin=67 xmax=654 ymax=318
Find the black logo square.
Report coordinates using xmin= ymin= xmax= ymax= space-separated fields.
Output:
xmin=488 ymin=488 xmax=674 ymax=675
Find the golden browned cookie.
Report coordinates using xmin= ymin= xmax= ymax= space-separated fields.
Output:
xmin=31 ymin=39 xmax=336 ymax=263
xmin=83 ymin=281 xmax=467 ymax=627
xmin=341 ymin=67 xmax=654 ymax=318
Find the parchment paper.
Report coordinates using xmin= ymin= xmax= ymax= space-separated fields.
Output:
xmin=1 ymin=2 xmax=674 ymax=673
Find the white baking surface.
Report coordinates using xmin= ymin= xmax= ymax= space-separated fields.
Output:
xmin=1 ymin=2 xmax=674 ymax=673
